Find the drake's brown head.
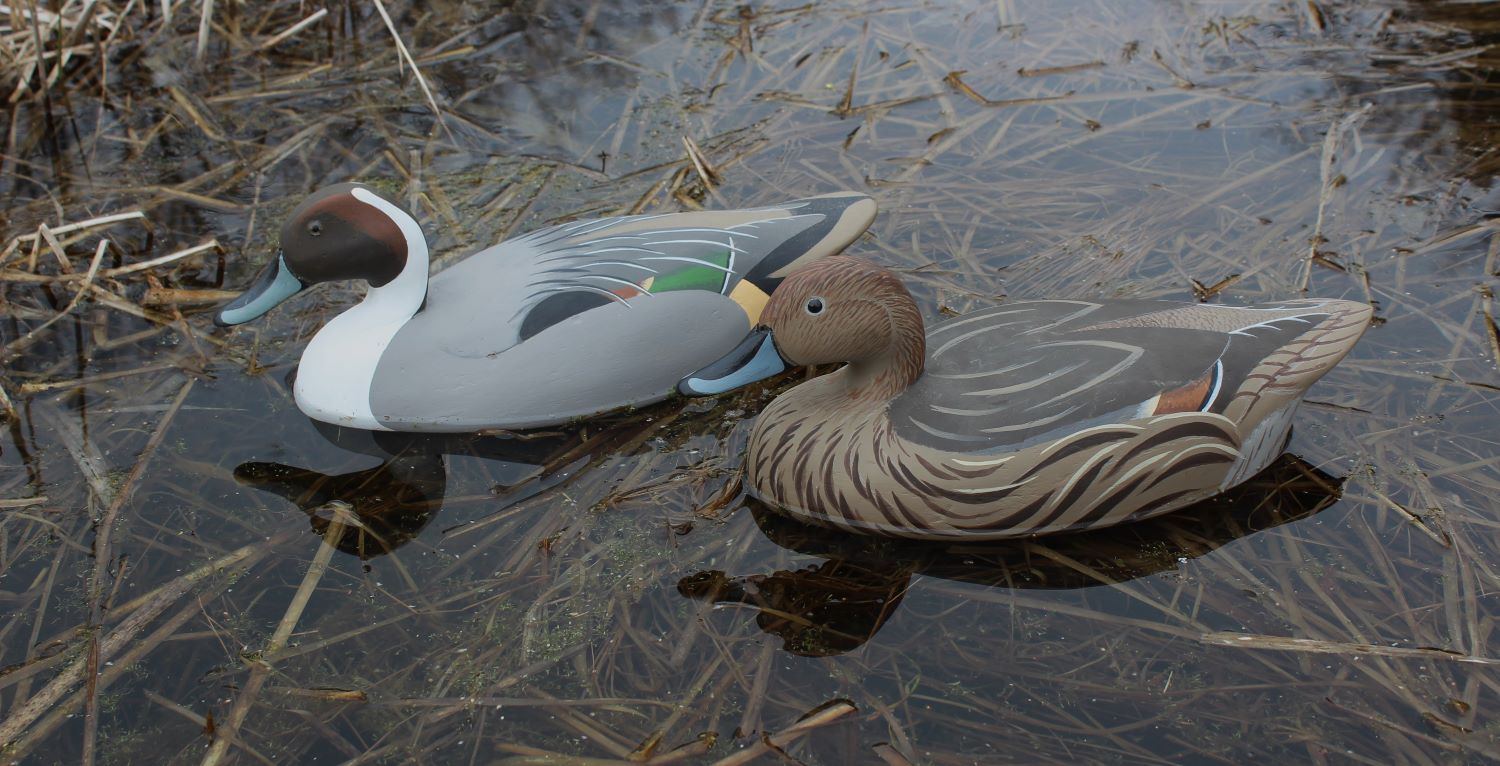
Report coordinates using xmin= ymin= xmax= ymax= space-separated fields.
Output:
xmin=761 ymin=256 xmax=927 ymax=390
xmin=216 ymin=182 xmax=421 ymax=326
xmin=279 ymin=183 xmax=411 ymax=287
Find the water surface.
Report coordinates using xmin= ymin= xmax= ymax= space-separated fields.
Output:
xmin=2 ymin=0 xmax=1498 ymax=762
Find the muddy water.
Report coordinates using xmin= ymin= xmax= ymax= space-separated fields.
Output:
xmin=2 ymin=0 xmax=1498 ymax=762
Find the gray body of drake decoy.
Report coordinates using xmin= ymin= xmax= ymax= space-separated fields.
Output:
xmin=216 ymin=183 xmax=876 ymax=431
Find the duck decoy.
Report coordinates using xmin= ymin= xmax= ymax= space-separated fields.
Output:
xmin=215 ymin=183 xmax=876 ymax=432
xmin=679 ymin=256 xmax=1371 ymax=539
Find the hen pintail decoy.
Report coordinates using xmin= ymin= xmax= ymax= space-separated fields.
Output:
xmin=215 ymin=183 xmax=876 ymax=431
xmin=679 ymin=256 xmax=1371 ymax=540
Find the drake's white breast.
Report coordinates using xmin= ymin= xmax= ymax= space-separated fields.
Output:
xmin=293 ymin=306 xmax=406 ymax=431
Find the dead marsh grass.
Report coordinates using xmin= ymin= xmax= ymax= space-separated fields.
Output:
xmin=2 ymin=0 xmax=1500 ymax=763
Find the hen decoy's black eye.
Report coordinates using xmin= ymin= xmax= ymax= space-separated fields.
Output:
xmin=805 ymin=297 xmax=826 ymax=316
xmin=307 ymin=220 xmax=323 ymax=237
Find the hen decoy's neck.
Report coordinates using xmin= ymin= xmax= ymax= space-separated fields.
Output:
xmin=831 ymin=297 xmax=928 ymax=401
xmin=837 ymin=347 xmax=925 ymax=401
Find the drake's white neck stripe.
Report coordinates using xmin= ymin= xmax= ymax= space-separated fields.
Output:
xmin=349 ymin=187 xmax=430 ymax=314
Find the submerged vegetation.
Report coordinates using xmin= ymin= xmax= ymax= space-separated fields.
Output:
xmin=2 ymin=0 xmax=1500 ymax=763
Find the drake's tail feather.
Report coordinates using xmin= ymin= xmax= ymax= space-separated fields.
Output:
xmin=741 ymin=193 xmax=877 ymax=292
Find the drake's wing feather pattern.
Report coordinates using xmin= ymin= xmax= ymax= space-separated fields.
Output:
xmin=416 ymin=194 xmax=871 ymax=356
xmin=372 ymin=195 xmax=872 ymax=431
xmin=890 ymin=299 xmax=1350 ymax=454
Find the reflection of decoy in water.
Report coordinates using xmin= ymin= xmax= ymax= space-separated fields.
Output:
xmin=679 ymin=454 xmax=1344 ymax=656
xmin=679 ymin=559 xmax=910 ymax=658
xmin=233 ymin=426 xmax=552 ymax=559
xmin=235 ymin=449 xmax=447 ymax=559
xmin=234 ymin=409 xmax=685 ymax=558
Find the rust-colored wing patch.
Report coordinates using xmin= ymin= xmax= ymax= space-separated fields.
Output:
xmin=1151 ymin=361 xmax=1222 ymax=415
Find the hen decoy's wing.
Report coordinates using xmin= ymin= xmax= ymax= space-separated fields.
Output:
xmin=890 ymin=299 xmax=1344 ymax=453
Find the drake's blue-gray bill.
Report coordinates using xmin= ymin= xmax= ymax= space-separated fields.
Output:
xmin=215 ymin=252 xmax=307 ymax=326
xmin=678 ymin=327 xmax=788 ymax=396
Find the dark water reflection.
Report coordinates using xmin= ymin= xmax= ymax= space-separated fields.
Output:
xmin=235 ymin=448 xmax=447 ymax=560
xmin=228 ymin=416 xmax=654 ymax=559
xmin=3 ymin=0 xmax=1500 ymax=762
xmin=680 ymin=456 xmax=1343 ymax=656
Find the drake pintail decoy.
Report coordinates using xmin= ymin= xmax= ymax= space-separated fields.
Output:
xmin=215 ymin=183 xmax=876 ymax=431
xmin=679 ymin=256 xmax=1371 ymax=540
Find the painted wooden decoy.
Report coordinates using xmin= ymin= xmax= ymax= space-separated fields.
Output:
xmin=215 ymin=183 xmax=876 ymax=431
xmin=679 ymin=256 xmax=1370 ymax=539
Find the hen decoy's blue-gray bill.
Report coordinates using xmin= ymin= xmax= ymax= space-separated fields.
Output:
xmin=676 ymin=326 xmax=787 ymax=396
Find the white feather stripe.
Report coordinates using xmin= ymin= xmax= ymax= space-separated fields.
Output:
xmin=551 ymin=246 xmax=666 ymax=258
xmin=555 ymin=216 xmax=632 ymax=237
xmin=584 ymin=226 xmax=764 ymax=239
xmin=1169 ymin=441 xmax=1241 ymax=460
xmin=1038 ymin=422 xmax=1144 ymax=459
xmin=639 ymin=256 xmax=738 ymax=272
xmin=531 ymin=283 xmax=635 ymax=306
xmin=1028 ymin=340 xmax=1144 ymax=410
xmin=576 ymin=274 xmax=655 ymax=293
xmin=960 ymin=361 xmax=1089 ymax=399
xmin=1091 ymin=451 xmax=1174 ymax=501
xmin=1038 ymin=443 xmax=1125 ymax=516
xmin=978 ymin=405 xmax=1082 ymax=434
xmin=1201 ymin=359 xmax=1224 ymax=411
xmin=926 ymin=306 xmax=1041 ymax=337
xmin=931 ymin=315 xmax=1048 ymax=356
xmin=949 ymin=454 xmax=1015 ymax=468
xmin=952 ymin=476 xmax=1036 ymax=494
xmin=644 ymin=239 xmax=748 ymax=253
xmin=581 ymin=261 xmax=660 ymax=273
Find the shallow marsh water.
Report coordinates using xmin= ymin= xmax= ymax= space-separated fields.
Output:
xmin=2 ymin=0 xmax=1500 ymax=763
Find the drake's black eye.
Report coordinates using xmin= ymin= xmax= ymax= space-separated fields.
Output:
xmin=804 ymin=296 xmax=825 ymax=316
xmin=307 ymin=220 xmax=323 ymax=237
